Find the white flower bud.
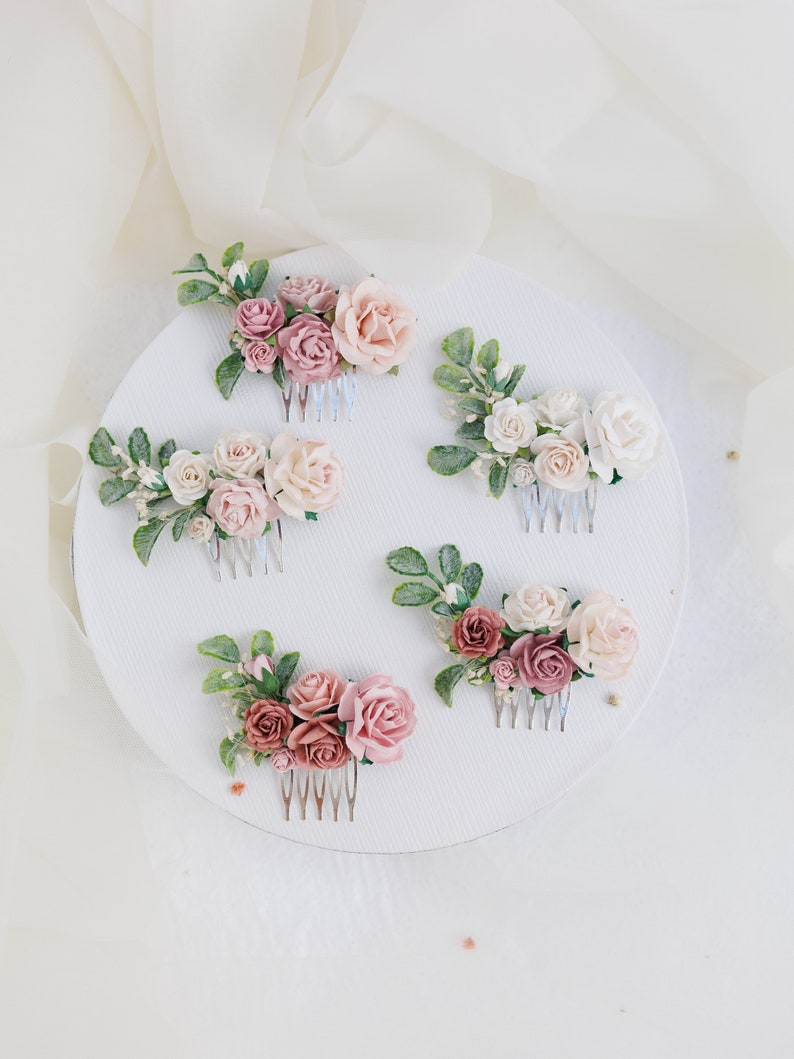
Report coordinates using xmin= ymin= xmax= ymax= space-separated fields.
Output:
xmin=227 ymin=260 xmax=249 ymax=289
xmin=493 ymin=360 xmax=512 ymax=382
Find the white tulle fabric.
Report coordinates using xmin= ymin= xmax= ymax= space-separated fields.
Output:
xmin=1 ymin=0 xmax=793 ymax=1052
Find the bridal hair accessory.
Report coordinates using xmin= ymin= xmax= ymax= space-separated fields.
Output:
xmin=88 ymin=426 xmax=343 ymax=578
xmin=386 ymin=544 xmax=638 ymax=731
xmin=173 ymin=242 xmax=417 ymax=423
xmin=427 ymin=328 xmax=663 ymax=532
xmin=198 ymin=630 xmax=417 ymax=822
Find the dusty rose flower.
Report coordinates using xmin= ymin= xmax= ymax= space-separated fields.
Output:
xmin=276 ymin=275 xmax=337 ymax=314
xmin=451 ymin=606 xmax=505 ymax=659
xmin=287 ymin=670 xmax=349 ymax=720
xmin=269 ymin=746 xmax=296 ymax=773
xmin=243 ymin=654 xmax=274 ymax=681
xmin=234 ymin=298 xmax=284 ymax=340
xmin=276 ymin=314 xmax=341 ymax=384
xmin=213 ymin=430 xmax=269 ymax=478
xmin=488 ymin=653 xmax=518 ymax=690
xmin=566 ymin=591 xmax=639 ymax=680
xmin=242 ymin=339 xmax=278 ymax=374
xmin=264 ymin=434 xmax=344 ymax=518
xmin=509 ymin=633 xmax=574 ymax=695
xmin=206 ymin=478 xmax=280 ymax=539
xmin=332 ymin=277 xmax=416 ymax=375
xmin=338 ymin=674 xmax=417 ymax=764
xmin=287 ymin=714 xmax=351 ymax=771
xmin=243 ymin=699 xmax=294 ymax=753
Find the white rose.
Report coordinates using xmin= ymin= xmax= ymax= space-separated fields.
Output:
xmin=584 ymin=392 xmax=663 ymax=482
xmin=188 ymin=514 xmax=215 ymax=543
xmin=163 ymin=450 xmax=211 ymax=506
xmin=264 ymin=433 xmax=344 ymax=519
xmin=501 ymin=584 xmax=571 ymax=633
xmin=566 ymin=591 xmax=639 ymax=680
xmin=492 ymin=360 xmax=512 ymax=383
xmin=509 ymin=458 xmax=536 ymax=487
xmin=213 ymin=430 xmax=270 ymax=479
xmin=531 ymin=387 xmax=588 ymax=429
xmin=484 ymin=398 xmax=537 ymax=454
xmin=530 ymin=423 xmax=590 ymax=492
xmin=443 ymin=582 xmax=464 ymax=605
xmin=227 ymin=259 xmax=249 ymax=288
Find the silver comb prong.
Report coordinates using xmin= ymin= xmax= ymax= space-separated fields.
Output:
xmin=281 ymin=377 xmax=293 ymax=422
xmin=312 ymin=771 xmax=327 ymax=819
xmin=569 ymin=490 xmax=584 ymax=533
xmin=559 ymin=685 xmax=571 ymax=732
xmin=493 ymin=686 xmax=506 ymax=728
xmin=226 ymin=537 xmax=238 ymax=580
xmin=311 ymin=381 xmax=326 ymax=422
xmin=280 ymin=770 xmax=294 ymax=821
xmin=342 ymin=366 xmax=357 ymax=420
xmin=253 ymin=532 xmax=268 ymax=575
xmin=296 ymin=770 xmax=310 ymax=820
xmin=520 ymin=484 xmax=534 ymax=532
xmin=239 ymin=538 xmax=254 ymax=578
xmin=345 ymin=757 xmax=358 ymax=821
xmin=585 ymin=478 xmax=598 ymax=533
xmin=526 ymin=688 xmax=536 ymax=729
xmin=206 ymin=532 xmax=222 ymax=582
xmin=297 ymin=384 xmax=309 ymax=422
xmin=510 ymin=695 xmax=520 ymax=728
xmin=536 ymin=483 xmax=550 ymax=533
xmin=544 ymin=697 xmax=553 ymax=731
xmin=328 ymin=377 xmax=342 ymax=421
xmin=552 ymin=489 xmax=566 ymax=531
xmin=328 ymin=767 xmax=343 ymax=821
xmin=274 ymin=519 xmax=284 ymax=572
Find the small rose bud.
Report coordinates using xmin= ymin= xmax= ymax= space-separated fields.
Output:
xmin=493 ymin=360 xmax=512 ymax=382
xmin=228 ymin=260 xmax=250 ymax=290
xmin=443 ymin=582 xmax=464 ymax=605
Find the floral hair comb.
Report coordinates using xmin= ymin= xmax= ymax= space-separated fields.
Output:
xmin=386 ymin=544 xmax=638 ymax=731
xmin=427 ymin=328 xmax=663 ymax=532
xmin=173 ymin=242 xmax=417 ymax=423
xmin=88 ymin=425 xmax=343 ymax=579
xmin=198 ymin=630 xmax=417 ymax=821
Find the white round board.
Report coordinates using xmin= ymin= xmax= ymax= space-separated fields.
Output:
xmin=73 ymin=247 xmax=688 ymax=853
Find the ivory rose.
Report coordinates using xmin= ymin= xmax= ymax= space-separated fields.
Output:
xmin=583 ymin=392 xmax=663 ymax=482
xmin=502 ymin=584 xmax=570 ymax=633
xmin=531 ymin=387 xmax=588 ymax=429
xmin=530 ymin=424 xmax=590 ymax=492
xmin=509 ymin=458 xmax=535 ymax=487
xmin=484 ymin=398 xmax=537 ymax=454
xmin=213 ymin=430 xmax=269 ymax=479
xmin=206 ymin=478 xmax=280 ymax=538
xmin=243 ymin=699 xmax=293 ymax=753
xmin=287 ymin=670 xmax=349 ymax=720
xmin=275 ymin=314 xmax=341 ymax=384
xmin=489 ymin=653 xmax=519 ymax=690
xmin=187 ymin=514 xmax=215 ymax=543
xmin=331 ymin=277 xmax=416 ymax=375
xmin=338 ymin=674 xmax=417 ymax=764
xmin=242 ymin=339 xmax=278 ymax=374
xmin=566 ymin=591 xmax=639 ymax=680
xmin=163 ymin=450 xmax=211 ymax=506
xmin=234 ymin=298 xmax=284 ymax=340
xmin=509 ymin=633 xmax=574 ymax=695
xmin=264 ymin=434 xmax=344 ymax=518
xmin=276 ymin=275 xmax=337 ymax=314
xmin=287 ymin=714 xmax=350 ymax=771
xmin=451 ymin=606 xmax=505 ymax=659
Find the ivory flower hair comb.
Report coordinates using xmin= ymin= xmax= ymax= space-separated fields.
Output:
xmin=198 ymin=629 xmax=417 ymax=821
xmin=173 ymin=242 xmax=418 ymax=423
xmin=88 ymin=425 xmax=343 ymax=579
xmin=427 ymin=328 xmax=663 ymax=532
xmin=386 ymin=544 xmax=638 ymax=731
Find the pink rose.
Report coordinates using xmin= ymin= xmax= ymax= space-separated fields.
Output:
xmin=275 ymin=314 xmax=342 ymax=384
xmin=234 ymin=298 xmax=284 ymax=340
xmin=264 ymin=434 xmax=344 ymax=518
xmin=338 ymin=674 xmax=417 ymax=764
xmin=287 ymin=670 xmax=349 ymax=720
xmin=243 ymin=654 xmax=274 ymax=681
xmin=276 ymin=275 xmax=337 ymax=314
xmin=206 ymin=478 xmax=280 ymax=539
xmin=243 ymin=699 xmax=293 ymax=753
xmin=287 ymin=714 xmax=351 ymax=771
xmin=509 ymin=633 xmax=574 ymax=696
xmin=270 ymin=746 xmax=296 ymax=773
xmin=242 ymin=339 xmax=278 ymax=374
xmin=331 ymin=277 xmax=417 ymax=375
xmin=451 ymin=606 xmax=505 ymax=659
xmin=489 ymin=653 xmax=518 ymax=690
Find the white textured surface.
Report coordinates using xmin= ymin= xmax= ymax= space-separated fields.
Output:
xmin=72 ymin=247 xmax=687 ymax=852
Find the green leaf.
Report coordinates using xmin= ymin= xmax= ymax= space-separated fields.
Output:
xmin=272 ymin=358 xmax=287 ymax=392
xmin=431 ymin=601 xmax=454 ymax=617
xmin=172 ymin=252 xmax=208 ymax=274
xmin=458 ymin=396 xmax=489 ymax=416
xmin=427 ymin=446 xmax=477 ymax=476
xmin=461 ymin=562 xmax=483 ymax=600
xmin=171 ymin=507 xmax=193 ymax=541
xmin=202 ymin=668 xmax=246 ymax=694
xmin=456 ymin=419 xmax=486 ymax=441
xmin=434 ymin=664 xmax=467 ymax=707
xmin=392 ymin=581 xmax=438 ymax=607
xmin=610 ymin=469 xmax=623 ymax=485
xmin=250 ymin=669 xmax=280 ymax=696
xmin=207 ymin=292 xmax=237 ymax=307
xmin=275 ymin=651 xmax=300 ymax=689
xmin=177 ymin=279 xmax=218 ymax=306
xmin=488 ymin=459 xmax=509 ymax=499
xmin=360 ymin=755 xmax=374 ymax=766
xmin=197 ymin=635 xmax=240 ymax=664
xmin=221 ymin=242 xmax=245 ymax=268
xmin=248 ymin=258 xmax=269 ymax=295
xmin=438 ymin=544 xmax=461 ymax=583
xmin=433 ymin=365 xmax=471 ymax=393
xmin=305 ymin=511 xmax=318 ymax=521
xmin=251 ymin=630 xmax=275 ymax=658
xmin=476 ymin=339 xmax=499 ymax=373
xmin=215 ymin=352 xmax=245 ymax=399
xmin=98 ymin=477 xmax=135 ymax=506
xmin=442 ymin=327 xmax=475 ymax=367
xmin=503 ymin=363 xmax=526 ymax=398
xmin=88 ymin=427 xmax=117 ymax=467
xmin=219 ymin=732 xmax=247 ymax=776
xmin=387 ymin=365 xmax=399 ymax=376
xmin=158 ymin=439 xmax=176 ymax=466
xmin=132 ymin=518 xmax=167 ymax=565
xmin=385 ymin=546 xmax=428 ymax=577
xmin=128 ymin=427 xmax=151 ymax=466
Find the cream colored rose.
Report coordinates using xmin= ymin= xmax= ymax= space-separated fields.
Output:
xmin=331 ymin=277 xmax=417 ymax=375
xmin=530 ymin=423 xmax=589 ymax=492
xmin=584 ymin=392 xmax=662 ymax=482
xmin=531 ymin=387 xmax=588 ymax=429
xmin=566 ymin=591 xmax=638 ymax=680
xmin=213 ymin=430 xmax=269 ymax=479
xmin=484 ymin=398 xmax=537 ymax=454
xmin=264 ymin=433 xmax=344 ymax=519
xmin=187 ymin=514 xmax=215 ymax=543
xmin=509 ymin=457 xmax=535 ymax=487
xmin=163 ymin=450 xmax=211 ymax=506
xmin=501 ymin=584 xmax=570 ymax=633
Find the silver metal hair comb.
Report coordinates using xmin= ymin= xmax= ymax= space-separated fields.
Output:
xmin=205 ymin=522 xmax=284 ymax=582
xmin=520 ymin=480 xmax=598 ymax=534
xmin=493 ymin=685 xmax=572 ymax=731
xmin=279 ymin=759 xmax=359 ymax=821
xmin=281 ymin=368 xmax=357 ymax=423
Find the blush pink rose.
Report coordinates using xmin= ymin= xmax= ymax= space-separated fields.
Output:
xmin=275 ymin=314 xmax=342 ymax=384
xmin=287 ymin=670 xmax=349 ymax=720
xmin=243 ymin=699 xmax=293 ymax=753
xmin=206 ymin=478 xmax=280 ymax=539
xmin=338 ymin=674 xmax=417 ymax=764
xmin=269 ymin=746 xmax=296 ymax=773
xmin=234 ymin=298 xmax=284 ymax=340
xmin=489 ymin=653 xmax=518 ymax=690
xmin=566 ymin=591 xmax=639 ymax=679
xmin=451 ymin=606 xmax=505 ymax=659
xmin=276 ymin=275 xmax=337 ymax=314
xmin=509 ymin=633 xmax=574 ymax=695
xmin=331 ymin=277 xmax=417 ymax=375
xmin=287 ymin=714 xmax=351 ymax=771
xmin=243 ymin=654 xmax=274 ymax=681
xmin=242 ymin=339 xmax=278 ymax=374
